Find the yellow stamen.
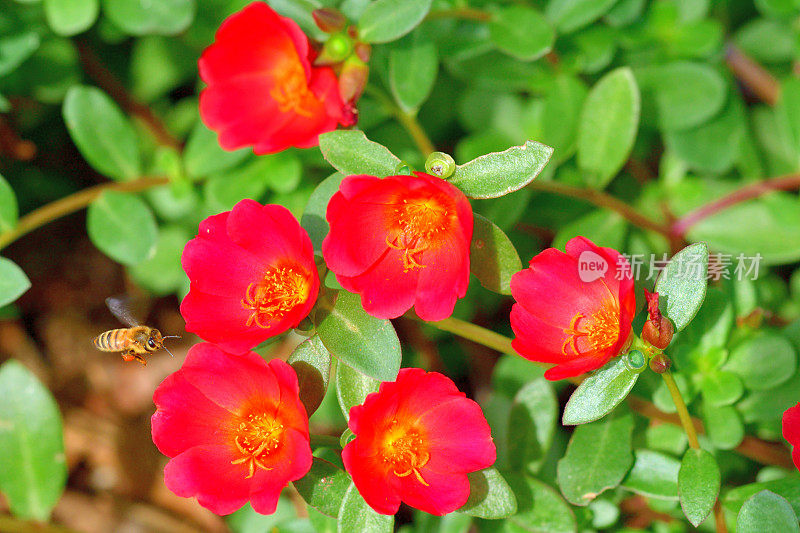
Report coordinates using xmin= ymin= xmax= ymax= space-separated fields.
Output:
xmin=230 ymin=412 xmax=284 ymax=479
xmin=242 ymin=266 xmax=310 ymax=328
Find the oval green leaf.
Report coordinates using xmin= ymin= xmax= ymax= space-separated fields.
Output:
xmin=507 ymin=378 xmax=558 ymax=474
xmin=288 ymin=335 xmax=331 ymax=417
xmin=737 ymin=490 xmax=800 ymax=533
xmin=87 ymin=190 xmax=158 ymax=266
xmin=654 ymin=242 xmax=709 ymax=332
xmin=458 ymin=468 xmax=517 ymax=519
xmin=0 ymin=173 xmax=18 ymax=233
xmin=337 ymin=483 xmax=394 ymax=533
xmin=489 ymin=6 xmax=554 ymax=62
xmin=63 ymin=85 xmax=141 ymax=180
xmin=316 ymin=290 xmax=401 ymax=383
xmin=319 ymin=130 xmax=402 ymax=178
xmin=101 ymin=0 xmax=195 ymax=35
xmin=449 ymin=140 xmax=553 ymax=199
xmin=725 ymin=333 xmax=796 ymax=391
xmin=0 ymin=32 xmax=40 ymax=77
xmin=470 ymin=213 xmax=522 ymax=295
xmin=335 ymin=359 xmax=381 ymax=420
xmin=724 ymin=475 xmax=800 ymax=516
xmin=557 ymin=407 xmax=634 ymax=506
xmin=0 ymin=258 xmax=31 ymax=307
xmin=44 ymin=0 xmax=99 ymax=36
xmin=621 ymin=449 xmax=680 ymax=500
xmin=679 ymin=448 xmax=721 ymax=527
xmin=127 ymin=225 xmax=188 ymax=296
xmin=502 ymin=474 xmax=575 ymax=532
xmin=701 ymin=370 xmax=744 ymax=407
xmin=389 ymin=31 xmax=438 ymax=113
xmin=358 ymin=0 xmax=432 ymax=44
xmin=293 ymin=457 xmax=351 ymax=518
xmin=562 ymin=357 xmax=640 ymax=425
xmin=301 ymin=173 xmax=345 ymax=254
xmin=183 ymin=120 xmax=250 ymax=179
xmin=546 ymin=0 xmax=620 ymax=33
xmin=702 ymin=403 xmax=744 ymax=450
xmin=577 ymin=67 xmax=640 ymax=189
xmin=0 ymin=360 xmax=67 ymax=521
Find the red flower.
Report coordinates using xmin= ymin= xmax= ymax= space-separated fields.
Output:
xmin=198 ymin=2 xmax=356 ymax=154
xmin=151 ymin=343 xmax=312 ymax=515
xmin=181 ymin=200 xmax=319 ymax=354
xmin=322 ymin=172 xmax=473 ymax=321
xmin=342 ymin=368 xmax=495 ymax=516
xmin=783 ymin=402 xmax=800 ymax=471
xmin=510 ymin=236 xmax=636 ymax=381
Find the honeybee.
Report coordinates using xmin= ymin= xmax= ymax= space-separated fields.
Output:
xmin=93 ymin=297 xmax=180 ymax=365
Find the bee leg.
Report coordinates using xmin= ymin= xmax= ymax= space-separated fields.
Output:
xmin=121 ymin=351 xmax=147 ymax=365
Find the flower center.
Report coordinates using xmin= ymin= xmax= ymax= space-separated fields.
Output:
xmin=231 ymin=412 xmax=284 ymax=479
xmin=562 ymin=301 xmax=620 ymax=357
xmin=242 ymin=266 xmax=310 ymax=328
xmin=270 ymin=61 xmax=313 ymax=117
xmin=381 ymin=420 xmax=430 ymax=486
xmin=386 ymin=199 xmax=449 ymax=272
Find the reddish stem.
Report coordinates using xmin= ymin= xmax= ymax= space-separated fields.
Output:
xmin=671 ymin=174 xmax=800 ymax=237
xmin=725 ymin=44 xmax=780 ymax=106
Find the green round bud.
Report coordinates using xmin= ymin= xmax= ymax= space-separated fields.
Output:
xmin=395 ymin=161 xmax=413 ymax=175
xmin=324 ymin=33 xmax=353 ymax=62
xmin=424 ymin=151 xmax=456 ymax=179
xmin=624 ymin=349 xmax=646 ymax=373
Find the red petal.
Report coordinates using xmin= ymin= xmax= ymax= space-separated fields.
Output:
xmin=543 ymin=355 xmax=608 ymax=381
xmin=419 ymin=399 xmax=496 ymax=473
xmin=340 ymin=247 xmax=420 ymax=319
xmin=782 ymin=403 xmax=800 ymax=448
xmin=181 ymin=230 xmax=261 ymax=298
xmin=342 ymin=439 xmax=401 ymax=515
xmin=398 ymin=468 xmax=471 ymax=516
xmin=414 ymin=234 xmax=469 ymax=321
xmin=510 ymin=304 xmax=573 ymax=363
xmin=163 ymin=444 xmax=251 ymax=515
xmin=227 ymin=201 xmax=315 ymax=266
xmin=152 ymin=371 xmax=235 ymax=457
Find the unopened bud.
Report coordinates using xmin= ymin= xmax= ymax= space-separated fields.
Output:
xmin=354 ymin=42 xmax=371 ymax=62
xmin=315 ymin=33 xmax=354 ymax=65
xmin=642 ymin=316 xmax=674 ymax=349
xmin=624 ymin=350 xmax=647 ymax=373
xmin=312 ymin=8 xmax=346 ymax=33
xmin=425 ymin=152 xmax=456 ymax=179
xmin=338 ymin=57 xmax=369 ymax=103
xmin=649 ymin=354 xmax=671 ymax=374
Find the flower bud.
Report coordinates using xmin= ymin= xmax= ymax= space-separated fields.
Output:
xmin=312 ymin=8 xmax=346 ymax=33
xmin=642 ymin=315 xmax=674 ymax=349
xmin=315 ymin=33 xmax=354 ymax=65
xmin=624 ymin=349 xmax=647 ymax=373
xmin=649 ymin=353 xmax=671 ymax=374
xmin=425 ymin=152 xmax=456 ymax=179
xmin=338 ymin=56 xmax=369 ymax=103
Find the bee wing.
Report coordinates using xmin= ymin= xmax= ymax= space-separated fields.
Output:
xmin=105 ymin=296 xmax=141 ymax=327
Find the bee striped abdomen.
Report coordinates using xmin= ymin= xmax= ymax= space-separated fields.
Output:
xmin=93 ymin=328 xmax=130 ymax=352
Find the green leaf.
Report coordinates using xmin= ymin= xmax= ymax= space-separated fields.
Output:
xmin=0 ymin=258 xmax=31 ymax=307
xmin=621 ymin=449 xmax=680 ymax=500
xmin=63 ymin=85 xmax=141 ymax=180
xmin=337 ymin=483 xmax=394 ymax=533
xmin=389 ymin=30 xmax=438 ymax=113
xmin=507 ymin=379 xmax=558 ymax=474
xmin=725 ymin=333 xmax=796 ymax=391
xmin=470 ymin=213 xmax=521 ymax=295
xmin=358 ymin=0 xmax=432 ymax=44
xmin=557 ymin=407 xmax=634 ymax=506
xmin=0 ymin=32 xmax=40 ymax=77
xmin=735 ymin=18 xmax=795 ymax=64
xmin=301 ymin=173 xmax=344 ymax=254
xmin=678 ymin=449 xmax=720 ymax=527
xmin=87 ymin=191 xmax=158 ymax=266
xmin=183 ymin=120 xmax=250 ymax=179
xmin=562 ymin=357 xmax=640 ymax=425
xmin=101 ymin=0 xmax=195 ymax=35
xmin=738 ymin=371 xmax=800 ymax=423
xmin=541 ymin=74 xmax=588 ymax=164
xmin=127 ymin=225 xmax=188 ymax=296
xmin=0 ymin=173 xmax=18 ymax=232
xmin=701 ymin=370 xmax=743 ymax=407
xmin=724 ymin=475 xmax=800 ymax=517
xmin=335 ymin=359 xmax=380 ymax=420
xmin=0 ymin=360 xmax=67 ymax=520
xmin=635 ymin=61 xmax=727 ymax=131
xmin=654 ymin=242 xmax=709 ymax=332
xmin=577 ymin=67 xmax=640 ymax=189
xmin=552 ymin=210 xmax=627 ymax=251
xmin=293 ymin=458 xmax=351 ymax=518
xmin=690 ymin=193 xmax=800 ymax=266
xmin=737 ymin=490 xmax=800 ymax=533
xmin=287 ymin=335 xmax=331 ymax=417
xmin=545 ymin=0 xmax=620 ymax=33
xmin=318 ymin=131 xmax=402 ymax=177
xmin=458 ymin=468 xmax=517 ymax=519
xmin=44 ymin=0 xmax=99 ymax=36
xmin=489 ymin=6 xmax=554 ymax=62
xmin=502 ymin=474 xmax=575 ymax=532
xmin=702 ymin=403 xmax=744 ymax=450
xmin=449 ymin=140 xmax=553 ymax=199
xmin=204 ymin=154 xmax=299 ymax=212
xmin=316 ymin=291 xmax=401 ymax=383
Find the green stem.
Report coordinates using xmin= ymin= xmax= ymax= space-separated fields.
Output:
xmin=365 ymin=86 xmax=435 ymax=157
xmin=0 ymin=176 xmax=170 ymax=251
xmin=310 ymin=434 xmax=342 ymax=449
xmin=661 ymin=370 xmax=701 ymax=449
xmin=426 ymin=316 xmax=514 ymax=355
xmin=426 ymin=7 xmax=492 ymax=22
